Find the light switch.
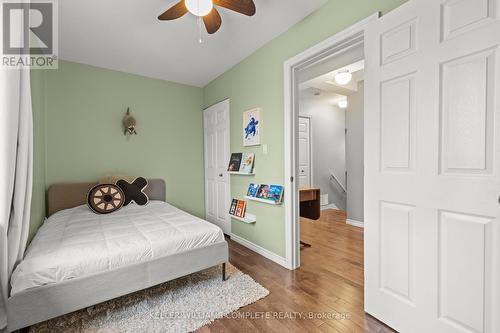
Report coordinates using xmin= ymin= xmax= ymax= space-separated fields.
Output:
xmin=262 ymin=144 xmax=268 ymax=155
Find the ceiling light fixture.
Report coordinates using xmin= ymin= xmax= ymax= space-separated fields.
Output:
xmin=334 ymin=69 xmax=352 ymax=85
xmin=185 ymin=0 xmax=213 ymax=17
xmin=158 ymin=0 xmax=256 ymax=36
xmin=338 ymin=99 xmax=348 ymax=109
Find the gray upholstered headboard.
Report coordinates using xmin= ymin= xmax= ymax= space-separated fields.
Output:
xmin=47 ymin=179 xmax=166 ymax=216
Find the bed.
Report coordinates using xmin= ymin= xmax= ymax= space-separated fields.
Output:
xmin=6 ymin=179 xmax=229 ymax=332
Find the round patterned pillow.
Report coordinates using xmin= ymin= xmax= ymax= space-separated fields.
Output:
xmin=87 ymin=184 xmax=125 ymax=214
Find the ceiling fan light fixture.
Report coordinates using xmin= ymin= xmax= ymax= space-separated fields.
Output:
xmin=185 ymin=0 xmax=213 ymax=17
xmin=334 ymin=69 xmax=352 ymax=85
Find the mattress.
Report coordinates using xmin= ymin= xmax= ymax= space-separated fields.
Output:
xmin=10 ymin=201 xmax=225 ymax=295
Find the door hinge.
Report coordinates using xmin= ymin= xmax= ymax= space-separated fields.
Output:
xmin=290 ymin=176 xmax=294 ymax=182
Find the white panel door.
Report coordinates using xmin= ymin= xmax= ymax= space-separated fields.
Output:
xmin=365 ymin=1 xmax=500 ymax=332
xmin=298 ymin=116 xmax=311 ymax=188
xmin=203 ymin=99 xmax=231 ymax=234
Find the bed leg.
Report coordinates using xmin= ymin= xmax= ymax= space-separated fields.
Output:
xmin=222 ymin=262 xmax=226 ymax=281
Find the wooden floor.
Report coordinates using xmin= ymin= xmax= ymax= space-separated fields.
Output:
xmin=200 ymin=209 xmax=397 ymax=333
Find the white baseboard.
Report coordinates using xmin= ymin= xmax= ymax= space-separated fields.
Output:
xmin=346 ymin=218 xmax=364 ymax=228
xmin=321 ymin=203 xmax=338 ymax=210
xmin=230 ymin=233 xmax=287 ymax=268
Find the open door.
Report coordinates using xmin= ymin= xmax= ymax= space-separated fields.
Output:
xmin=364 ymin=1 xmax=500 ymax=332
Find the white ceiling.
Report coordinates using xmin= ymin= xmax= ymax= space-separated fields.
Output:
xmin=59 ymin=0 xmax=327 ymax=87
xmin=300 ymin=60 xmax=365 ymax=100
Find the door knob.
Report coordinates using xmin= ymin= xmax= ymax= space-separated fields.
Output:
xmin=219 ymin=173 xmax=223 ymax=177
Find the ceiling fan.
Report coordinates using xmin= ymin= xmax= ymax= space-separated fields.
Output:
xmin=158 ymin=0 xmax=256 ymax=34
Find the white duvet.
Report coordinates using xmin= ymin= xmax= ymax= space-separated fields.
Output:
xmin=11 ymin=201 xmax=225 ymax=295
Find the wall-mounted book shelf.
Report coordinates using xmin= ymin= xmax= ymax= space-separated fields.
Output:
xmin=228 ymin=171 xmax=255 ymax=176
xmin=228 ymin=152 xmax=255 ymax=176
xmin=231 ymin=213 xmax=256 ymax=224
xmin=245 ymin=196 xmax=282 ymax=205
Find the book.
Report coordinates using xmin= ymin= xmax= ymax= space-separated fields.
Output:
xmin=239 ymin=153 xmax=255 ymax=174
xmin=229 ymin=199 xmax=238 ymax=215
xmin=235 ymin=200 xmax=247 ymax=218
xmin=227 ymin=153 xmax=243 ymax=171
xmin=256 ymin=185 xmax=270 ymax=200
xmin=268 ymin=185 xmax=284 ymax=203
xmin=247 ymin=183 xmax=259 ymax=197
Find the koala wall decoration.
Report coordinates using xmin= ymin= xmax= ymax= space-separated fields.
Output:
xmin=122 ymin=107 xmax=137 ymax=136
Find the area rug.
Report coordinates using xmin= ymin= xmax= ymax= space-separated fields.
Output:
xmin=29 ymin=263 xmax=269 ymax=333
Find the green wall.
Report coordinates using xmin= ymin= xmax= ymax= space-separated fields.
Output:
xmin=29 ymin=61 xmax=205 ymax=239
xmin=203 ymin=0 xmax=406 ymax=257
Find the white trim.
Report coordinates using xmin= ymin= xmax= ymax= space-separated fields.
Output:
xmin=230 ymin=233 xmax=288 ymax=267
xmin=321 ymin=203 xmax=339 ymax=211
xmin=347 ymin=218 xmax=364 ymax=228
xmin=284 ymin=13 xmax=379 ymax=270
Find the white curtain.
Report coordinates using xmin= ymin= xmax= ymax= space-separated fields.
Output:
xmin=0 ymin=66 xmax=33 ymax=331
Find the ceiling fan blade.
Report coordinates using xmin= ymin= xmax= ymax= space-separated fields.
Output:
xmin=213 ymin=0 xmax=256 ymax=16
xmin=203 ymin=8 xmax=222 ymax=34
xmin=158 ymin=0 xmax=188 ymax=20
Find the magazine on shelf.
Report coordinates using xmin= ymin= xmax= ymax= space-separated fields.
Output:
xmin=247 ymin=183 xmax=259 ymax=197
xmin=239 ymin=153 xmax=255 ymax=174
xmin=229 ymin=199 xmax=238 ymax=215
xmin=235 ymin=200 xmax=247 ymax=218
xmin=227 ymin=153 xmax=243 ymax=171
xmin=256 ymin=185 xmax=270 ymax=200
xmin=268 ymin=185 xmax=284 ymax=203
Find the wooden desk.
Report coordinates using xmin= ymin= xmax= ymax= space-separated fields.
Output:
xmin=299 ymin=187 xmax=320 ymax=248
xmin=299 ymin=187 xmax=321 ymax=220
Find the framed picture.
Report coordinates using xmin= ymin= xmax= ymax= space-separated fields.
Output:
xmin=243 ymin=108 xmax=261 ymax=146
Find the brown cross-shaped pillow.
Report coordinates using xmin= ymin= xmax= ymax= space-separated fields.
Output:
xmin=116 ymin=177 xmax=149 ymax=206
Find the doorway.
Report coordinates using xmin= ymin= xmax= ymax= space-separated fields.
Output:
xmin=203 ymin=99 xmax=231 ymax=235
xmin=297 ymin=42 xmax=365 ymax=269
xmin=283 ymin=14 xmax=374 ymax=270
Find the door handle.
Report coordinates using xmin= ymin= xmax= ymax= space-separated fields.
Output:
xmin=219 ymin=173 xmax=223 ymax=177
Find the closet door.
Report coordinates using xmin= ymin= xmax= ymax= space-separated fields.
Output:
xmin=203 ymin=99 xmax=231 ymax=234
xmin=364 ymin=0 xmax=500 ymax=332
xmin=298 ymin=116 xmax=312 ymax=188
